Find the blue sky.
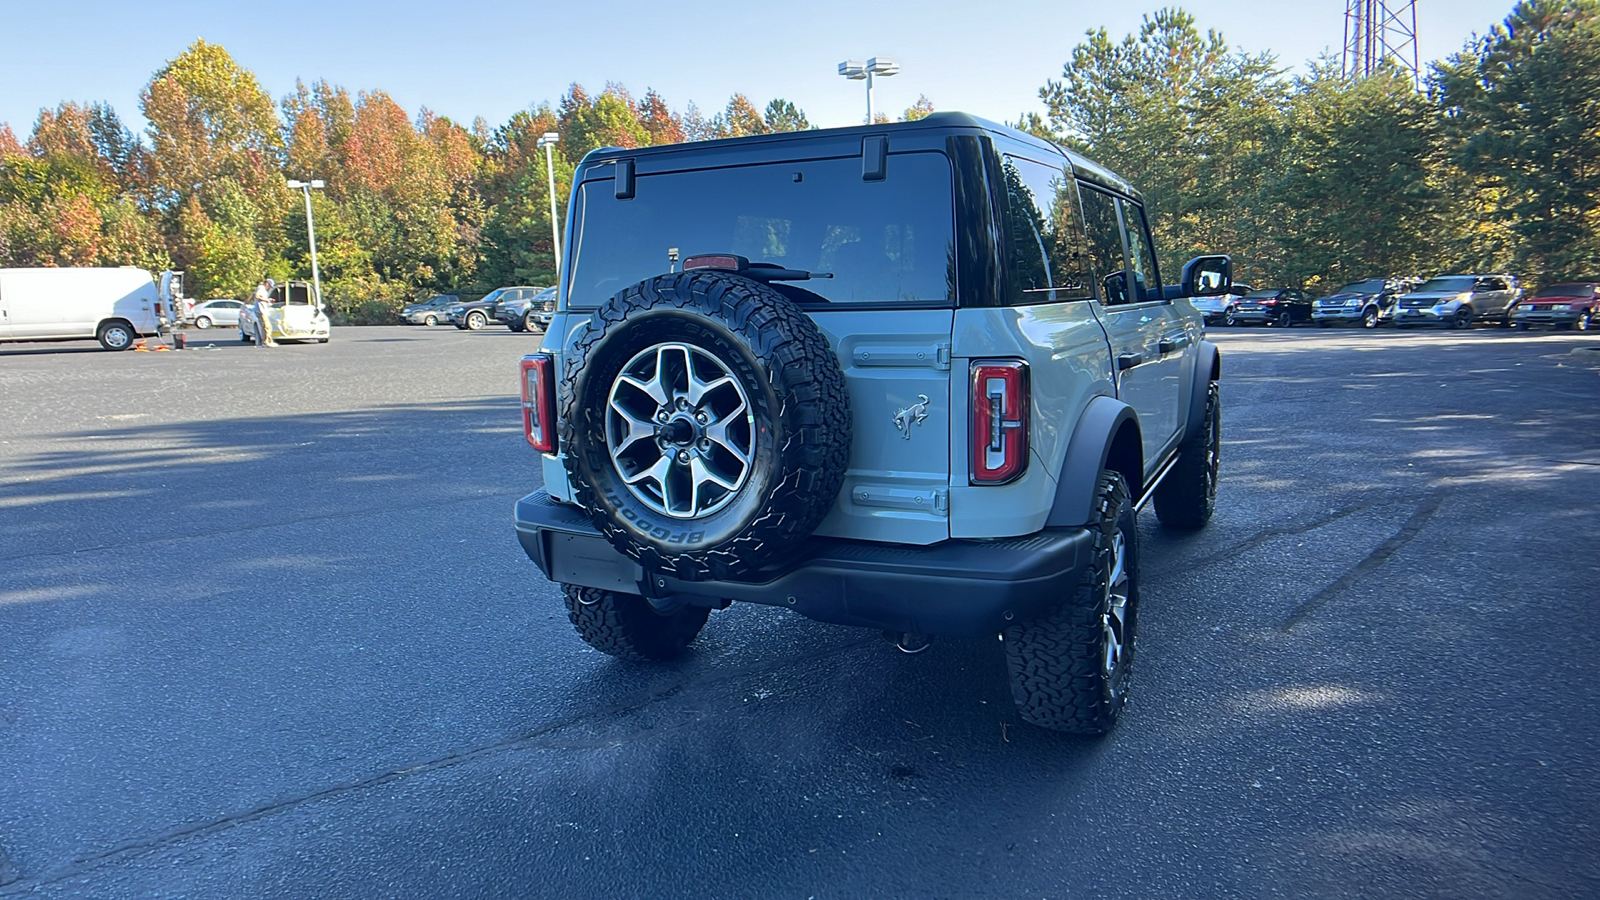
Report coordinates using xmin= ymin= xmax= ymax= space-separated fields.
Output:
xmin=1 ymin=0 xmax=1520 ymax=138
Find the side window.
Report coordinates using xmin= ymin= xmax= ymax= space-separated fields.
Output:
xmin=1002 ymin=155 xmax=1095 ymax=303
xmin=1001 ymin=158 xmax=1052 ymax=299
xmin=1079 ymin=186 xmax=1129 ymax=306
xmin=1118 ymin=198 xmax=1162 ymax=303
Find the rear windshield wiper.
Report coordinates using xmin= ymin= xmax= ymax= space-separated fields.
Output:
xmin=682 ymin=253 xmax=834 ymax=283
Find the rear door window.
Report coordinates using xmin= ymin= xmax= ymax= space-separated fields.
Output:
xmin=1079 ymin=186 xmax=1130 ymax=306
xmin=568 ymin=153 xmax=955 ymax=308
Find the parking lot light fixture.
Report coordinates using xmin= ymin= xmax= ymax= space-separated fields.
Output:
xmin=286 ymin=179 xmax=326 ymax=307
xmin=838 ymin=57 xmax=898 ymax=123
xmin=535 ymin=132 xmax=562 ymax=283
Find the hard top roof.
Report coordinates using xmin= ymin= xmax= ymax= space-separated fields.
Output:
xmin=577 ymin=111 xmax=1137 ymax=198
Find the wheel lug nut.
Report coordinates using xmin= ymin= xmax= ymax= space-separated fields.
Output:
xmin=677 ymin=451 xmax=690 ymax=463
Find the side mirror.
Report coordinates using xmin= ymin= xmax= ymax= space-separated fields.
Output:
xmin=1181 ymin=255 xmax=1232 ymax=297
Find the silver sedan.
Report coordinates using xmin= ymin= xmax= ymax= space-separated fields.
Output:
xmin=191 ymin=299 xmax=246 ymax=329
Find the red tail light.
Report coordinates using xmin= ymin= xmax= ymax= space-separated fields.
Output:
xmin=970 ymin=360 xmax=1029 ymax=484
xmin=521 ymin=353 xmax=557 ymax=452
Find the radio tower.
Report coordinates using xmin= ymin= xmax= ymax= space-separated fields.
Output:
xmin=1343 ymin=1 xmax=1420 ymax=85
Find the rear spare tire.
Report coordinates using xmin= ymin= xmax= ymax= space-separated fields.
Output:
xmin=560 ymin=271 xmax=851 ymax=581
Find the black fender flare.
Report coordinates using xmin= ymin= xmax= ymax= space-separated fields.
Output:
xmin=1180 ymin=340 xmax=1221 ymax=444
xmin=1045 ymin=396 xmax=1143 ymax=528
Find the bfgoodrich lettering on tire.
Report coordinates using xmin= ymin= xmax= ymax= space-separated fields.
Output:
xmin=560 ymin=271 xmax=851 ymax=581
xmin=1003 ymin=470 xmax=1139 ymax=734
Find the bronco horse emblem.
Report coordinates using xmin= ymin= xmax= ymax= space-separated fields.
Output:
xmin=893 ymin=394 xmax=931 ymax=440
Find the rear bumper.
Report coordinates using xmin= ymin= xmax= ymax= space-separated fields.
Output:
xmin=514 ymin=490 xmax=1095 ymax=637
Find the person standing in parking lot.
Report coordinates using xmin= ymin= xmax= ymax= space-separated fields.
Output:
xmin=252 ymin=278 xmax=278 ymax=347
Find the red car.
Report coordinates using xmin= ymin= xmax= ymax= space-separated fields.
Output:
xmin=1511 ymin=283 xmax=1599 ymax=331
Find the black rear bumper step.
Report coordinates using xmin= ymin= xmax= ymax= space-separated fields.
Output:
xmin=514 ymin=490 xmax=1094 ymax=637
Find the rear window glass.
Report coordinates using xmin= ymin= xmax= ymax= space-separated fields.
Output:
xmin=567 ymin=153 xmax=955 ymax=308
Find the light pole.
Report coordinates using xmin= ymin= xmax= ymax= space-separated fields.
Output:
xmin=837 ymin=57 xmax=899 ymax=123
xmin=535 ymin=132 xmax=562 ymax=283
xmin=286 ymin=179 xmax=325 ymax=307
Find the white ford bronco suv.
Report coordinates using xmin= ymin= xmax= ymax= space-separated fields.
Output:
xmin=513 ymin=113 xmax=1230 ymax=733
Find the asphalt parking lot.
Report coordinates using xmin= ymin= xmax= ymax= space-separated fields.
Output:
xmin=2 ymin=324 xmax=1598 ymax=898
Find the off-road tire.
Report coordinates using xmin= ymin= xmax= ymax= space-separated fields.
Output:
xmin=561 ymin=270 xmax=851 ymax=581
xmin=562 ymin=584 xmax=709 ymax=661
xmin=1155 ymin=381 xmax=1220 ymax=530
xmin=97 ymin=321 xmax=135 ymax=351
xmin=1003 ymin=471 xmax=1139 ymax=734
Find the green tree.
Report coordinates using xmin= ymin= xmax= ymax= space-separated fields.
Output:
xmin=1040 ymin=8 xmax=1287 ymax=282
xmin=1435 ymin=0 xmax=1600 ymax=280
xmin=763 ymin=99 xmax=811 ymax=132
xmin=1269 ymin=63 xmax=1441 ymax=288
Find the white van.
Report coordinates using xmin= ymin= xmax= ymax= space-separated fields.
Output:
xmin=0 ymin=267 xmax=163 ymax=351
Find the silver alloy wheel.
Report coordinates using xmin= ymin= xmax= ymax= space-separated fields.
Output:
xmin=195 ymin=316 xmax=212 ymax=329
xmin=466 ymin=311 xmax=486 ymax=330
xmin=1101 ymin=530 xmax=1131 ymax=694
xmin=606 ymin=342 xmax=755 ymax=519
xmin=424 ymin=314 xmax=437 ymax=326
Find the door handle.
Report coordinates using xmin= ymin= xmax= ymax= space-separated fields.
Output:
xmin=1118 ymin=353 xmax=1144 ymax=371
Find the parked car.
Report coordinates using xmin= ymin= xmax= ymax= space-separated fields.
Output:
xmin=445 ymin=286 xmax=544 ymax=330
xmin=1392 ymin=274 xmax=1520 ymax=329
xmin=494 ymin=286 xmax=556 ymax=332
xmin=399 ymin=295 xmax=459 ymax=326
xmin=1229 ymin=288 xmax=1312 ymax=327
xmin=1190 ymin=283 xmax=1252 ymax=326
xmin=1311 ymin=277 xmax=1420 ymax=328
xmin=512 ymin=112 xmax=1234 ymax=734
xmin=238 ymin=280 xmax=330 ymax=344
xmin=1511 ymin=283 xmax=1599 ymax=331
xmin=190 ymin=299 xmax=246 ymax=329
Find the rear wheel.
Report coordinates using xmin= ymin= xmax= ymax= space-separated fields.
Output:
xmin=1155 ymin=381 xmax=1220 ymax=530
xmin=1224 ymin=306 xmax=1237 ymax=327
xmin=1003 ymin=471 xmax=1139 ymax=734
xmin=1274 ymin=311 xmax=1292 ymax=328
xmin=562 ymin=584 xmax=709 ymax=661
xmin=97 ymin=321 xmax=135 ymax=351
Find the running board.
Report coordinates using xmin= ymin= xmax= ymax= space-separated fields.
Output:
xmin=1135 ymin=455 xmax=1179 ymax=513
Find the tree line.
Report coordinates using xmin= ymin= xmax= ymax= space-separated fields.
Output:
xmin=0 ymin=1 xmax=1594 ymax=322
